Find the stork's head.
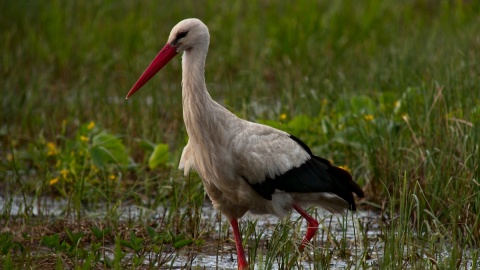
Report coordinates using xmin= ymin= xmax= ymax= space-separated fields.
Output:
xmin=168 ymin=18 xmax=209 ymax=53
xmin=126 ymin=18 xmax=209 ymax=99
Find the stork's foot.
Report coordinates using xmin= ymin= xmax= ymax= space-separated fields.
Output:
xmin=229 ymin=219 xmax=250 ymax=270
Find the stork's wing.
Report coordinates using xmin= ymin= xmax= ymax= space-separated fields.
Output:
xmin=231 ymin=122 xmax=310 ymax=183
xmin=232 ymin=122 xmax=364 ymax=210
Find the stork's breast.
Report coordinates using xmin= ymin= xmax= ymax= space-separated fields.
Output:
xmin=179 ymin=143 xmax=195 ymax=176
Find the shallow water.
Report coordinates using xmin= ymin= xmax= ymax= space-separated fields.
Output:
xmin=0 ymin=195 xmax=381 ymax=268
xmin=0 ymin=195 xmax=476 ymax=269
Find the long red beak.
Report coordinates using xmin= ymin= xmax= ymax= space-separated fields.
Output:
xmin=125 ymin=43 xmax=178 ymax=99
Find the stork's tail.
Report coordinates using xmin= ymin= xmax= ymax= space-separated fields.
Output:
xmin=316 ymin=156 xmax=365 ymax=211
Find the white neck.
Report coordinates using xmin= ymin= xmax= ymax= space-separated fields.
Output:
xmin=181 ymin=46 xmax=214 ymax=138
xmin=180 ymin=43 xmax=242 ymax=183
xmin=181 ymin=45 xmax=240 ymax=147
xmin=181 ymin=46 xmax=225 ymax=180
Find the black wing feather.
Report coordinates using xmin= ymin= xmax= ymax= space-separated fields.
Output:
xmin=246 ymin=134 xmax=364 ymax=210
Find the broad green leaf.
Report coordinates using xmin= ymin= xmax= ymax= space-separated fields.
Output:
xmin=0 ymin=232 xmax=24 ymax=255
xmin=173 ymin=233 xmax=185 ymax=243
xmin=173 ymin=239 xmax=193 ymax=249
xmin=130 ymin=232 xmax=144 ymax=247
xmin=138 ymin=139 xmax=155 ymax=151
xmin=349 ymin=95 xmax=375 ymax=115
xmin=41 ymin=234 xmax=60 ymax=249
xmin=89 ymin=147 xmax=106 ymax=169
xmin=146 ymin=227 xmax=156 ymax=239
xmin=148 ymin=143 xmax=170 ymax=169
xmin=287 ymin=114 xmax=313 ymax=132
xmin=119 ymin=239 xmax=133 ymax=250
xmin=66 ymin=229 xmax=83 ymax=245
xmin=335 ymin=95 xmax=375 ymax=116
xmin=91 ymin=225 xmax=111 ymax=239
xmin=89 ymin=132 xmax=128 ymax=169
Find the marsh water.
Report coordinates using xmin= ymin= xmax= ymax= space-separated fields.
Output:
xmin=0 ymin=196 xmax=475 ymax=269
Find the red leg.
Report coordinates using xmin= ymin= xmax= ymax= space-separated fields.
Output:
xmin=229 ymin=219 xmax=249 ymax=270
xmin=293 ymin=203 xmax=319 ymax=251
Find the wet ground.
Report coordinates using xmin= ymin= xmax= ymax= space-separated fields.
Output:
xmin=0 ymin=196 xmax=476 ymax=269
xmin=0 ymin=195 xmax=381 ymax=269
xmin=165 ymin=210 xmax=382 ymax=269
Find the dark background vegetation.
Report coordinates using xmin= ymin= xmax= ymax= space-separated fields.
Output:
xmin=1 ymin=0 xmax=479 ymax=269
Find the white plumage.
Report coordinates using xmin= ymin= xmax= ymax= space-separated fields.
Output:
xmin=126 ymin=18 xmax=364 ymax=270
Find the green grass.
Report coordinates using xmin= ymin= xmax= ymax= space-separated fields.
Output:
xmin=1 ymin=0 xmax=480 ymax=269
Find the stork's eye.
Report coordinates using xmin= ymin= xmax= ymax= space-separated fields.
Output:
xmin=172 ymin=31 xmax=189 ymax=46
xmin=176 ymin=31 xmax=188 ymax=40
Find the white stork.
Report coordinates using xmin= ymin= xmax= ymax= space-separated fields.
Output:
xmin=126 ymin=18 xmax=364 ymax=270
